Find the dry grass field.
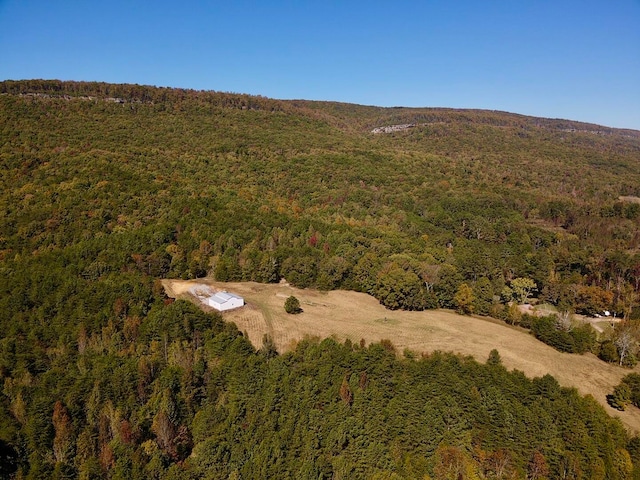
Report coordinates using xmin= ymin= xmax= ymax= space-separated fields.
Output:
xmin=163 ymin=278 xmax=640 ymax=433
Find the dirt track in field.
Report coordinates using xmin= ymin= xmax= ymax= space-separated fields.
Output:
xmin=163 ymin=278 xmax=640 ymax=433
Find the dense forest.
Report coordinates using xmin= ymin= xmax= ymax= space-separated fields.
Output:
xmin=1 ymin=80 xmax=640 ymax=478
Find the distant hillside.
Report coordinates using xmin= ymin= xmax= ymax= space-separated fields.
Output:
xmin=3 ymin=78 xmax=639 ymax=136
xmin=2 ymin=78 xmax=640 ymax=309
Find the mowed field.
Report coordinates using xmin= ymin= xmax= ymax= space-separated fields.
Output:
xmin=163 ymin=278 xmax=640 ymax=433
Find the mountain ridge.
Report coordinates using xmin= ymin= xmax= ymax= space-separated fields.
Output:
xmin=2 ymin=78 xmax=639 ymax=137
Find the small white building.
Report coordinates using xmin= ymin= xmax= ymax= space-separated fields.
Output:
xmin=206 ymin=291 xmax=244 ymax=311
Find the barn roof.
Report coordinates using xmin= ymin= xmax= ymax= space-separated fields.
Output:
xmin=210 ymin=291 xmax=243 ymax=304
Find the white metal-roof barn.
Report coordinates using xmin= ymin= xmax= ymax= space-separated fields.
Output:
xmin=205 ymin=291 xmax=244 ymax=311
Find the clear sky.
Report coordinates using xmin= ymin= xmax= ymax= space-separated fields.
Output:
xmin=1 ymin=0 xmax=639 ymax=130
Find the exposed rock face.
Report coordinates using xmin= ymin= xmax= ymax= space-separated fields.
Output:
xmin=17 ymin=92 xmax=127 ymax=104
xmin=371 ymin=123 xmax=415 ymax=134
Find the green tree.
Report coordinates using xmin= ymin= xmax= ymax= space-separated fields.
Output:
xmin=487 ymin=349 xmax=502 ymax=366
xmin=501 ymin=286 xmax=515 ymax=303
xmin=434 ymin=264 xmax=463 ymax=309
xmin=609 ymin=383 xmax=631 ymax=411
xmin=256 ymin=254 xmax=280 ymax=283
xmin=284 ymin=296 xmax=302 ymax=314
xmin=510 ymin=277 xmax=537 ymax=304
xmin=472 ymin=277 xmax=494 ymax=315
xmin=570 ymin=323 xmax=596 ymax=354
xmin=612 ymin=448 xmax=633 ymax=480
xmin=599 ymin=340 xmax=620 ymax=364
xmin=352 ymin=253 xmax=382 ymax=294
xmin=259 ymin=334 xmax=278 ymax=359
xmin=375 ymin=267 xmax=429 ymax=311
xmin=281 ymin=255 xmax=318 ymax=288
xmin=611 ymin=373 xmax=640 ymax=409
xmin=317 ymin=256 xmax=350 ymax=291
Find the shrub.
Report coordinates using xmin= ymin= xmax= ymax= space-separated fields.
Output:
xmin=599 ymin=340 xmax=620 ymax=363
xmin=609 ymin=373 xmax=640 ymax=410
xmin=608 ymin=383 xmax=631 ymax=411
xmin=284 ymin=296 xmax=302 ymax=314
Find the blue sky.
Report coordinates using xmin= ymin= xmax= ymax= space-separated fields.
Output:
xmin=1 ymin=0 xmax=639 ymax=129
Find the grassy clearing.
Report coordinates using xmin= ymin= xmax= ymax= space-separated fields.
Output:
xmin=163 ymin=278 xmax=640 ymax=433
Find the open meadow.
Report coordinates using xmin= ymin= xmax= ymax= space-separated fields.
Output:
xmin=164 ymin=278 xmax=640 ymax=433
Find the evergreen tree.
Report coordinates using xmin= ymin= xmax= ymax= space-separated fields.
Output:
xmin=284 ymin=296 xmax=302 ymax=314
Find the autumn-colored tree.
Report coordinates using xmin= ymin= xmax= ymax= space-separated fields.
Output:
xmin=52 ymin=401 xmax=74 ymax=465
xmin=359 ymin=371 xmax=369 ymax=390
xmin=454 ymin=283 xmax=475 ymax=315
xmin=339 ymin=375 xmax=353 ymax=406
xmin=485 ymin=449 xmax=514 ymax=479
xmin=152 ymin=410 xmax=177 ymax=458
xmin=527 ymin=450 xmax=549 ymax=479
xmin=433 ymin=445 xmax=480 ymax=480
xmin=574 ymin=285 xmax=613 ymax=316
xmin=99 ymin=443 xmax=115 ymax=472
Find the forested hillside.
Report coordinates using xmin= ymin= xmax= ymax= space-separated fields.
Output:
xmin=1 ymin=80 xmax=640 ymax=478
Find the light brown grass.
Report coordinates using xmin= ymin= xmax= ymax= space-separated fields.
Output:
xmin=163 ymin=278 xmax=640 ymax=433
